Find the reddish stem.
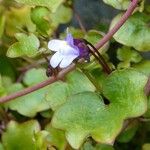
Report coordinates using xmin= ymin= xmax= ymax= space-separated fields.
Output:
xmin=0 ymin=0 xmax=139 ymax=103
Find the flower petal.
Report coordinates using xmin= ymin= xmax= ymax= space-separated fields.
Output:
xmin=65 ymin=33 xmax=74 ymax=46
xmin=59 ymin=54 xmax=78 ymax=68
xmin=48 ymin=40 xmax=67 ymax=52
xmin=50 ymin=52 xmax=63 ymax=68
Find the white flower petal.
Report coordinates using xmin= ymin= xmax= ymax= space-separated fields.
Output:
xmin=59 ymin=55 xmax=78 ymax=68
xmin=48 ymin=40 xmax=67 ymax=52
xmin=50 ymin=52 xmax=63 ymax=68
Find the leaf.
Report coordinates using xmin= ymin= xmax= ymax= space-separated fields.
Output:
xmin=117 ymin=46 xmax=142 ymax=63
xmin=52 ymin=92 xmax=124 ymax=149
xmin=50 ymin=5 xmax=72 ymax=28
xmin=7 ymin=33 xmax=40 ymax=58
xmin=133 ymin=60 xmax=150 ymax=76
xmin=5 ymin=69 xmax=50 ymax=117
xmin=46 ymin=70 xmax=96 ymax=110
xmin=2 ymin=120 xmax=40 ymax=150
xmin=103 ymin=0 xmax=144 ymax=11
xmin=102 ymin=69 xmax=148 ymax=118
xmin=31 ymin=6 xmax=51 ymax=36
xmin=0 ymin=75 xmax=6 ymax=97
xmin=52 ymin=69 xmax=148 ymax=149
xmin=15 ymin=0 xmax=64 ymax=12
xmin=45 ymin=124 xmax=67 ymax=150
xmin=23 ymin=68 xmax=48 ymax=86
xmin=103 ymin=0 xmax=130 ymax=10
xmin=5 ymin=6 xmax=35 ymax=36
xmin=110 ymin=12 xmax=150 ymax=51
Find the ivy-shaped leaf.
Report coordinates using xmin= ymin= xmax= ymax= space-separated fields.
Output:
xmin=31 ymin=6 xmax=51 ymax=36
xmin=7 ymin=33 xmax=40 ymax=58
xmin=15 ymin=0 xmax=64 ymax=12
xmin=52 ymin=69 xmax=148 ymax=149
xmin=110 ymin=12 xmax=150 ymax=51
xmin=2 ymin=120 xmax=41 ymax=150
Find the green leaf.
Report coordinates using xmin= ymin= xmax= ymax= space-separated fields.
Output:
xmin=31 ymin=6 xmax=51 ymax=36
xmin=7 ymin=33 xmax=40 ymax=58
xmin=52 ymin=92 xmax=124 ymax=149
xmin=5 ymin=69 xmax=50 ymax=117
xmin=103 ymin=0 xmax=130 ymax=10
xmin=5 ymin=6 xmax=36 ymax=36
xmin=23 ymin=68 xmax=48 ymax=86
xmin=133 ymin=60 xmax=150 ymax=76
xmin=52 ymin=69 xmax=148 ymax=149
xmin=2 ymin=120 xmax=40 ymax=150
xmin=117 ymin=46 xmax=142 ymax=63
xmin=45 ymin=124 xmax=67 ymax=150
xmin=15 ymin=0 xmax=64 ymax=12
xmin=110 ymin=12 xmax=150 ymax=51
xmin=102 ymin=69 xmax=148 ymax=118
xmin=46 ymin=70 xmax=96 ymax=110
xmin=50 ymin=5 xmax=72 ymax=27
xmin=103 ymin=0 xmax=144 ymax=11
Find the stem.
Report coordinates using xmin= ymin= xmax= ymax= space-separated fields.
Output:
xmin=0 ymin=64 xmax=75 ymax=103
xmin=95 ymin=0 xmax=138 ymax=50
xmin=83 ymin=39 xmax=111 ymax=74
xmin=0 ymin=0 xmax=139 ymax=103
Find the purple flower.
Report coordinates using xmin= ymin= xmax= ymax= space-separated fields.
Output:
xmin=48 ymin=33 xmax=90 ymax=68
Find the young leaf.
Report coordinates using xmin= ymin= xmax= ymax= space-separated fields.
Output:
xmin=7 ymin=33 xmax=40 ymax=58
xmin=15 ymin=0 xmax=64 ymax=12
xmin=2 ymin=120 xmax=40 ymax=150
xmin=110 ymin=13 xmax=150 ymax=51
xmin=45 ymin=124 xmax=67 ymax=150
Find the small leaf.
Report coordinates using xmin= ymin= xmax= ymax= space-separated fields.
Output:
xmin=7 ymin=33 xmax=40 ymax=58
xmin=110 ymin=12 xmax=150 ymax=51
xmin=50 ymin=5 xmax=72 ymax=28
xmin=45 ymin=124 xmax=67 ymax=150
xmin=31 ymin=6 xmax=51 ymax=36
xmin=117 ymin=46 xmax=142 ymax=63
xmin=103 ymin=0 xmax=144 ymax=11
xmin=15 ymin=0 xmax=64 ymax=12
xmin=2 ymin=120 xmax=40 ymax=150
xmin=133 ymin=60 xmax=150 ymax=76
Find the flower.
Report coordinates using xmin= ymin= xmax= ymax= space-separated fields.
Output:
xmin=48 ymin=33 xmax=90 ymax=68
